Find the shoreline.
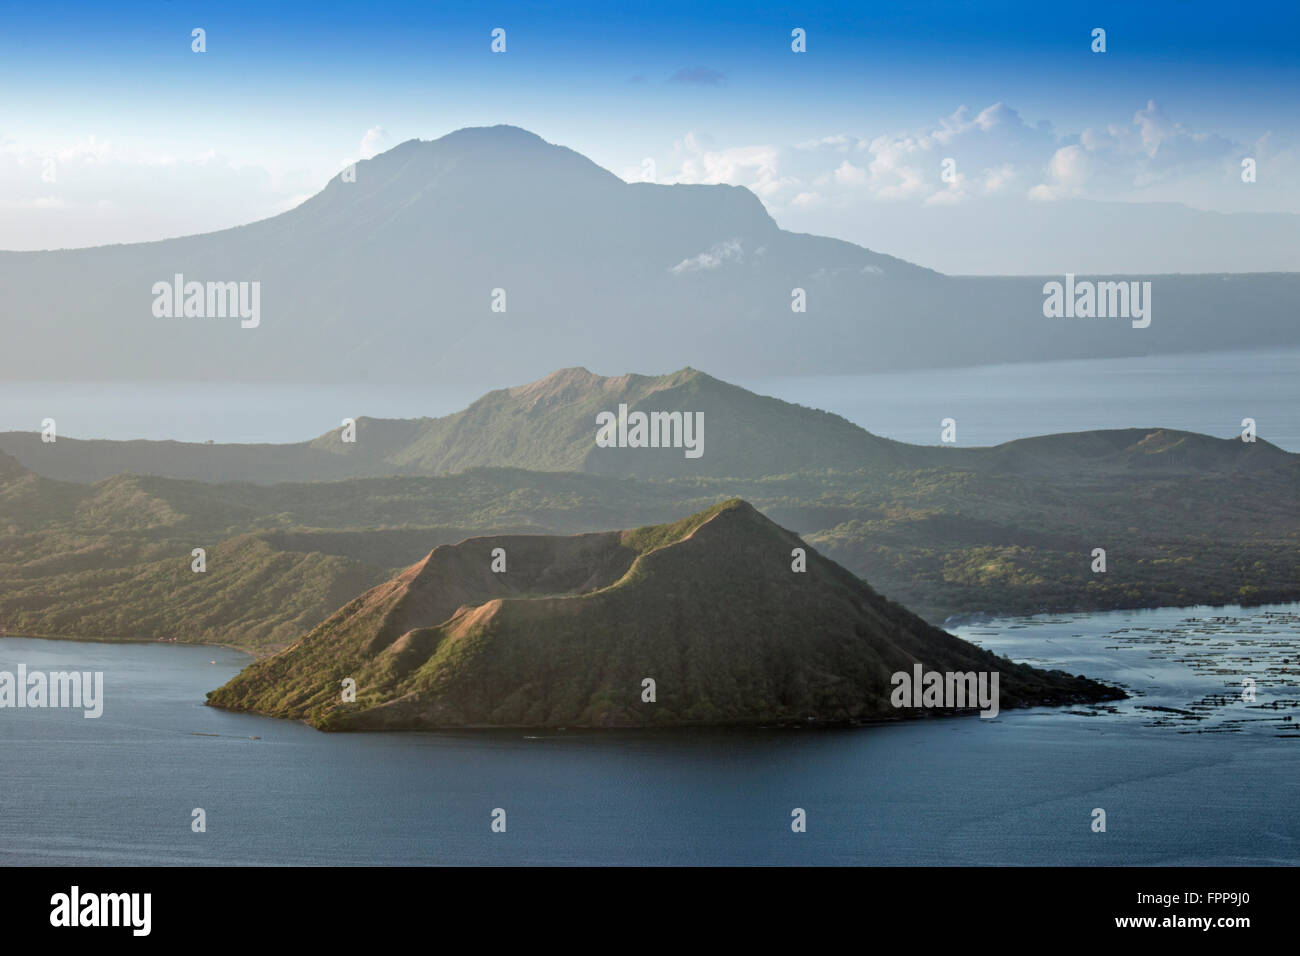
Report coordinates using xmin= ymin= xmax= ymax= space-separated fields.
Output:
xmin=0 ymin=631 xmax=255 ymax=658
xmin=204 ymin=690 xmax=1128 ymax=735
xmin=941 ymin=596 xmax=1300 ymax=629
xmin=12 ymin=600 xmax=1298 ymax=735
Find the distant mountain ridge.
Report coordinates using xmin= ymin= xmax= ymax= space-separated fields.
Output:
xmin=1 ymin=366 xmax=1290 ymax=484
xmin=206 ymin=500 xmax=1124 ymax=729
xmin=0 ymin=125 xmax=1295 ymax=385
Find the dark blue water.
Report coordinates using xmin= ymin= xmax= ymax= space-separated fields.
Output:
xmin=2 ymin=603 xmax=1296 ymax=866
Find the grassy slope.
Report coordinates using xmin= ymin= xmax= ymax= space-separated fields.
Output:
xmin=0 ymin=367 xmax=930 ymax=483
xmin=208 ymin=501 xmax=1121 ymax=729
xmin=2 ymin=429 xmax=1296 ymax=655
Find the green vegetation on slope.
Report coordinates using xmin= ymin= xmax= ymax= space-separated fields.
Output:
xmin=0 ymin=366 xmax=926 ymax=484
xmin=2 ymin=430 xmax=1296 ymax=655
xmin=207 ymin=501 xmax=1122 ymax=729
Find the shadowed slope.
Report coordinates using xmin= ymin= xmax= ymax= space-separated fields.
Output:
xmin=207 ymin=500 xmax=1122 ymax=729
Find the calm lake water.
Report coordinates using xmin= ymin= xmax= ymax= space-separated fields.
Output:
xmin=737 ymin=347 xmax=1300 ymax=451
xmin=2 ymin=603 xmax=1296 ymax=866
xmin=2 ymin=348 xmax=1297 ymax=450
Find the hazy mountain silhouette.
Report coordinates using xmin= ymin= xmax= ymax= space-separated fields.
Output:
xmin=1 ymin=125 xmax=1295 ymax=385
xmin=2 ymin=365 xmax=1290 ymax=484
xmin=206 ymin=500 xmax=1123 ymax=729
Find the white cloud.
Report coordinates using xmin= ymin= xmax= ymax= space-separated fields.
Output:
xmin=4 ymin=101 xmax=1294 ymax=253
xmin=1026 ymin=100 xmax=1248 ymax=203
xmin=924 ymin=172 xmax=967 ymax=206
xmin=664 ymin=133 xmax=800 ymax=200
xmin=795 ymin=134 xmax=850 ymax=151
xmin=833 ymin=160 xmax=868 ymax=185
xmin=0 ymin=133 xmax=314 ymax=250
xmin=669 ymin=237 xmax=744 ymax=273
xmin=665 ymin=100 xmax=1284 ymax=218
xmin=983 ymin=163 xmax=1017 ymax=194
xmin=1053 ymin=144 xmax=1090 ymax=182
xmin=359 ymin=127 xmax=392 ymax=160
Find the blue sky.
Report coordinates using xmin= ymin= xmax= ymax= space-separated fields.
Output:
xmin=2 ymin=0 xmax=1297 ymax=266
